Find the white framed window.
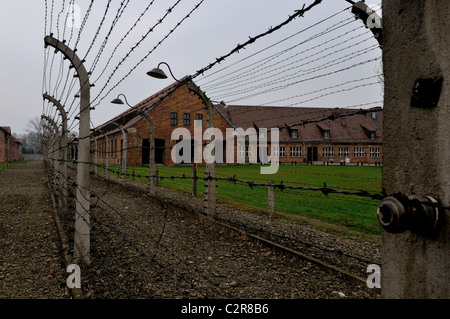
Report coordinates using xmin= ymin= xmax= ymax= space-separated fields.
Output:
xmin=290 ymin=147 xmax=296 ymax=157
xmin=324 ymin=130 xmax=330 ymax=140
xmin=375 ymin=148 xmax=380 ymax=158
xmin=296 ymin=147 xmax=302 ymax=157
xmin=273 ymin=146 xmax=279 ymax=157
xmin=354 ymin=148 xmax=359 ymax=158
xmin=280 ymin=147 xmax=286 ymax=157
xmin=246 ymin=146 xmax=252 ymax=158
xmin=291 ymin=130 xmax=298 ymax=139
xmin=329 ymin=147 xmax=334 ymax=157
xmin=338 ymin=147 xmax=344 ymax=157
xmin=239 ymin=146 xmax=245 ymax=158
xmin=360 ymin=148 xmax=365 ymax=157
xmin=344 ymin=147 xmax=349 ymax=158
xmin=370 ymin=148 xmax=375 ymax=158
xmin=323 ymin=147 xmax=328 ymax=158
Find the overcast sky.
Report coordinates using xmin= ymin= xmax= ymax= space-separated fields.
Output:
xmin=0 ymin=0 xmax=382 ymax=136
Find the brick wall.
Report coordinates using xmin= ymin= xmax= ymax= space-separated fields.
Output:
xmin=92 ymin=84 xmax=231 ymax=168
xmin=0 ymin=130 xmax=6 ymax=162
xmin=0 ymin=129 xmax=22 ymax=162
xmin=91 ymin=84 xmax=383 ymax=168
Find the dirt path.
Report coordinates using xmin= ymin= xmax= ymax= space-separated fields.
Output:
xmin=0 ymin=161 xmax=67 ymax=299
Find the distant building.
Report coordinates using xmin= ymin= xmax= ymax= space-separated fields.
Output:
xmin=218 ymin=104 xmax=383 ymax=165
xmin=0 ymin=126 xmax=23 ymax=162
xmin=90 ymin=80 xmax=382 ymax=168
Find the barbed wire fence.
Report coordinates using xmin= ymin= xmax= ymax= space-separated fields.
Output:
xmin=39 ymin=0 xmax=450 ymax=299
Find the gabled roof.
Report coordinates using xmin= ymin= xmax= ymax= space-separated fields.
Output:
xmin=92 ymin=78 xmax=190 ymax=139
xmin=214 ymin=105 xmax=383 ymax=143
xmin=0 ymin=126 xmax=11 ymax=135
xmin=68 ymin=135 xmax=78 ymax=144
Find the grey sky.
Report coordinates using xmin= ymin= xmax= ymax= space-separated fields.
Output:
xmin=0 ymin=0 xmax=382 ymax=136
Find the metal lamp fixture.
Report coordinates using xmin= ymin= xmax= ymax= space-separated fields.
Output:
xmin=146 ymin=67 xmax=168 ymax=79
xmin=111 ymin=94 xmax=132 ymax=107
xmin=147 ymin=62 xmax=180 ymax=82
xmin=111 ymin=98 xmax=124 ymax=105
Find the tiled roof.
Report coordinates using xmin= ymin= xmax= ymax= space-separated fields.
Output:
xmin=215 ymin=105 xmax=383 ymax=144
xmin=0 ymin=126 xmax=11 ymax=135
xmin=92 ymin=78 xmax=188 ymax=139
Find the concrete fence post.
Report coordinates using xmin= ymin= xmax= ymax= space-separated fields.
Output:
xmin=381 ymin=0 xmax=449 ymax=298
xmin=94 ymin=139 xmax=98 ymax=175
xmin=42 ymin=116 xmax=60 ymax=196
xmin=121 ymin=128 xmax=128 ymax=184
xmin=105 ymin=135 xmax=110 ymax=181
xmin=43 ymin=94 xmax=68 ymax=212
xmin=45 ymin=35 xmax=91 ymax=267
xmin=192 ymin=163 xmax=197 ymax=197
xmin=268 ymin=181 xmax=276 ymax=219
xmin=188 ymin=83 xmax=217 ymax=216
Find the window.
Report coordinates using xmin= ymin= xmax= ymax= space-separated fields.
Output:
xmin=273 ymin=146 xmax=279 ymax=157
xmin=370 ymin=131 xmax=376 ymax=140
xmin=324 ymin=130 xmax=330 ymax=139
xmin=371 ymin=112 xmax=377 ymax=119
xmin=329 ymin=147 xmax=334 ymax=158
xmin=280 ymin=147 xmax=286 ymax=157
xmin=239 ymin=146 xmax=245 ymax=158
xmin=360 ymin=148 xmax=365 ymax=158
xmin=344 ymin=147 xmax=349 ymax=158
xmin=369 ymin=148 xmax=381 ymax=158
xmin=290 ymin=147 xmax=296 ymax=157
xmin=297 ymin=147 xmax=302 ymax=157
xmin=291 ymin=129 xmax=298 ymax=139
xmin=246 ymin=146 xmax=252 ymax=158
xmin=260 ymin=131 xmax=266 ymax=139
xmin=196 ymin=114 xmax=203 ymax=120
xmin=111 ymin=140 xmax=115 ymax=158
xmin=323 ymin=147 xmax=328 ymax=158
xmin=183 ymin=113 xmax=190 ymax=126
xmin=338 ymin=147 xmax=344 ymax=157
xmin=354 ymin=148 xmax=359 ymax=158
xmin=170 ymin=112 xmax=178 ymax=126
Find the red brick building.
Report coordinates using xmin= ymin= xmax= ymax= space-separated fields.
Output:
xmin=91 ymin=79 xmax=232 ymax=168
xmin=218 ymin=105 xmax=383 ymax=165
xmin=91 ymin=80 xmax=382 ymax=167
xmin=0 ymin=126 xmax=23 ymax=163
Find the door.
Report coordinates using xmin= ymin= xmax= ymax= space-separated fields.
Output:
xmin=307 ymin=147 xmax=318 ymax=162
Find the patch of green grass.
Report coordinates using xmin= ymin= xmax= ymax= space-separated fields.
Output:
xmin=0 ymin=161 xmax=26 ymax=170
xmin=104 ymin=164 xmax=383 ymax=235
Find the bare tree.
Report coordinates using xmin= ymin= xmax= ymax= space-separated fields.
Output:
xmin=25 ymin=116 xmax=45 ymax=154
xmin=375 ymin=61 xmax=384 ymax=95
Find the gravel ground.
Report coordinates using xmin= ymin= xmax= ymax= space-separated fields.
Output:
xmin=77 ymin=169 xmax=381 ymax=299
xmin=0 ymin=161 xmax=381 ymax=299
xmin=0 ymin=161 xmax=68 ymax=299
xmin=144 ymin=177 xmax=383 ymax=280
